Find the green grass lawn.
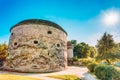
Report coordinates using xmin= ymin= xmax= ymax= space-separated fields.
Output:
xmin=48 ymin=74 xmax=81 ymax=80
xmin=0 ymin=74 xmax=41 ymax=80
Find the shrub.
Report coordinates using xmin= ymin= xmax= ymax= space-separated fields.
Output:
xmin=0 ymin=43 xmax=8 ymax=67
xmin=112 ymin=71 xmax=120 ymax=80
xmin=0 ymin=43 xmax=8 ymax=60
xmin=72 ymin=56 xmax=78 ymax=61
xmin=95 ymin=65 xmax=120 ymax=80
xmin=72 ymin=58 xmax=95 ymax=66
xmin=68 ymin=58 xmax=74 ymax=66
xmin=87 ymin=62 xmax=98 ymax=72
xmin=78 ymin=58 xmax=93 ymax=66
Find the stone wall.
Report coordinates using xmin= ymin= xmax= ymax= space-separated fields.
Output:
xmin=3 ymin=24 xmax=67 ymax=72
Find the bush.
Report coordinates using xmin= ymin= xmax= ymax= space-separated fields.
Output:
xmin=72 ymin=56 xmax=78 ymax=61
xmin=78 ymin=58 xmax=93 ymax=66
xmin=68 ymin=58 xmax=74 ymax=66
xmin=112 ymin=71 xmax=120 ymax=80
xmin=0 ymin=43 xmax=8 ymax=67
xmin=87 ymin=62 xmax=98 ymax=72
xmin=72 ymin=58 xmax=95 ymax=66
xmin=95 ymin=65 xmax=120 ymax=80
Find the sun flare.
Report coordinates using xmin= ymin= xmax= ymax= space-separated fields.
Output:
xmin=101 ymin=9 xmax=120 ymax=27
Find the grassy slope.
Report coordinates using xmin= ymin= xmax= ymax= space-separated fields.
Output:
xmin=0 ymin=74 xmax=41 ymax=80
xmin=48 ymin=74 xmax=81 ymax=80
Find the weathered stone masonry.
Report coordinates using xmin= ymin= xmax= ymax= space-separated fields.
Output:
xmin=3 ymin=19 xmax=67 ymax=72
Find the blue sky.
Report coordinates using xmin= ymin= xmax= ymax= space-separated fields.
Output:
xmin=0 ymin=0 xmax=120 ymax=46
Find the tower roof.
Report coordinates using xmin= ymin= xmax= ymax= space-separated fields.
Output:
xmin=10 ymin=19 xmax=67 ymax=35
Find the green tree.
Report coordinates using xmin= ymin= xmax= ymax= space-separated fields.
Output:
xmin=70 ymin=40 xmax=77 ymax=46
xmin=74 ymin=42 xmax=97 ymax=58
xmin=96 ymin=32 xmax=118 ymax=64
xmin=89 ymin=47 xmax=97 ymax=58
xmin=109 ymin=43 xmax=120 ymax=61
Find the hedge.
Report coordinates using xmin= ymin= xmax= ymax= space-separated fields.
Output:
xmin=95 ymin=65 xmax=120 ymax=80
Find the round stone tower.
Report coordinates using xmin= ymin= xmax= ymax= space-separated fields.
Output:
xmin=3 ymin=19 xmax=67 ymax=72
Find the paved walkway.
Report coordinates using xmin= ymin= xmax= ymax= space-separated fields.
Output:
xmin=83 ymin=73 xmax=98 ymax=80
xmin=0 ymin=66 xmax=97 ymax=80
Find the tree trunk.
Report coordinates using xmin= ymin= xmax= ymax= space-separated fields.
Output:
xmin=106 ymin=59 xmax=111 ymax=65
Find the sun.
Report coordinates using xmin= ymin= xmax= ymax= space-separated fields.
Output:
xmin=101 ymin=9 xmax=120 ymax=28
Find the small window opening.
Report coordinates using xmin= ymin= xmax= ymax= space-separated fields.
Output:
xmin=34 ymin=40 xmax=38 ymax=44
xmin=57 ymin=44 xmax=60 ymax=47
xmin=11 ymin=33 xmax=13 ymax=35
xmin=47 ymin=31 xmax=52 ymax=34
xmin=14 ymin=42 xmax=17 ymax=46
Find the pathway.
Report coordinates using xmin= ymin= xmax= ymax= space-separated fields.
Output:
xmin=0 ymin=66 xmax=97 ymax=80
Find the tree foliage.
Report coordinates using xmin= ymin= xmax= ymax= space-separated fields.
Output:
xmin=70 ymin=40 xmax=77 ymax=46
xmin=71 ymin=41 xmax=97 ymax=58
xmin=96 ymin=32 xmax=120 ymax=64
xmin=0 ymin=43 xmax=8 ymax=59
